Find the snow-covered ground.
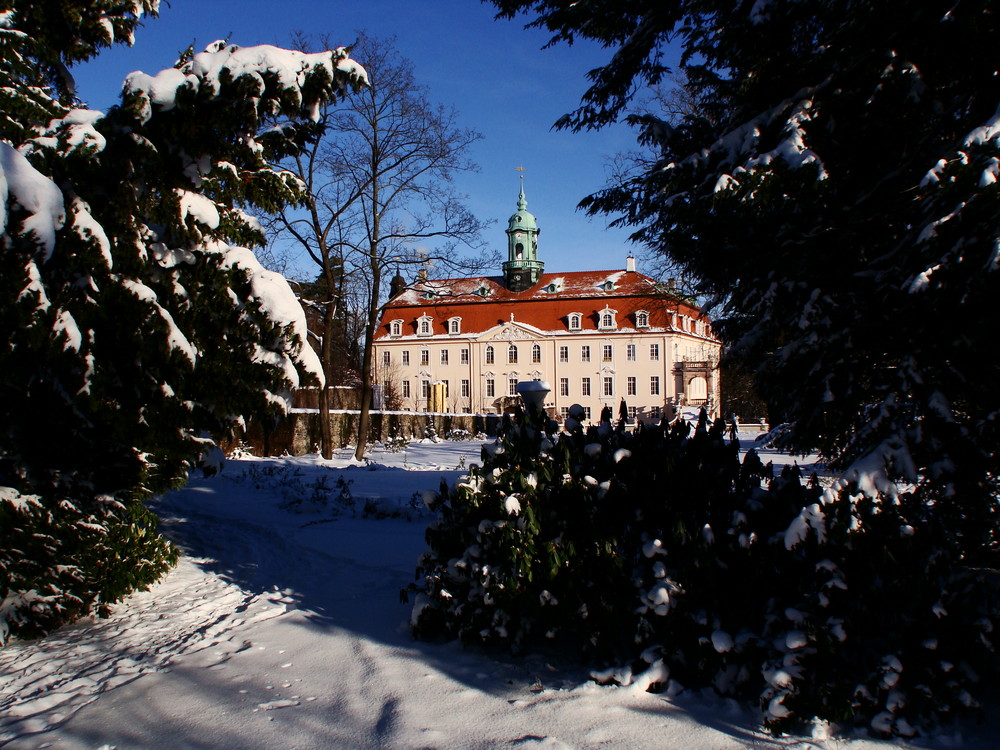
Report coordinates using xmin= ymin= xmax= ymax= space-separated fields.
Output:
xmin=1 ymin=437 xmax=994 ymax=749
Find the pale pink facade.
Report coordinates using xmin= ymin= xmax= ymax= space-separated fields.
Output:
xmin=374 ymin=263 xmax=720 ymax=423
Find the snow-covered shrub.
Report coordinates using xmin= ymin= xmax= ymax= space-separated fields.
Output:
xmin=411 ymin=408 xmax=998 ymax=736
xmin=446 ymin=429 xmax=473 ymax=441
xmin=0 ymin=487 xmax=178 ymax=642
xmin=383 ymin=435 xmax=410 ymax=453
xmin=423 ymin=418 xmax=441 ymax=443
xmin=227 ymin=442 xmax=257 ymax=459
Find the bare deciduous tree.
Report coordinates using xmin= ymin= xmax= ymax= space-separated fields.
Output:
xmin=269 ymin=32 xmax=492 ymax=458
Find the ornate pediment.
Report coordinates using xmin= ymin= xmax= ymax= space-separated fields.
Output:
xmin=478 ymin=322 xmax=542 ymax=342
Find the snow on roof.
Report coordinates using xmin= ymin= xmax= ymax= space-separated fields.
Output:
xmin=377 ymin=270 xmax=709 ymax=340
xmin=390 ymin=269 xmax=669 ymax=306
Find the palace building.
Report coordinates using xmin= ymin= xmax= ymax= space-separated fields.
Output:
xmin=373 ymin=183 xmax=721 ymax=423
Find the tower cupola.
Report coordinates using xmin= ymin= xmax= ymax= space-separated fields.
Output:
xmin=503 ymin=180 xmax=544 ymax=291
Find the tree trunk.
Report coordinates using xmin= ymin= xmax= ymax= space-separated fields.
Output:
xmin=354 ymin=236 xmax=382 ymax=460
xmin=318 ymin=278 xmax=337 ymax=459
xmin=354 ymin=316 xmax=377 ymax=460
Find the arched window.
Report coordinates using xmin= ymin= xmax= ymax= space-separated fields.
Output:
xmin=508 ymin=344 xmax=518 ymax=364
xmin=418 ymin=315 xmax=432 ymax=336
xmin=598 ymin=306 xmax=618 ymax=330
xmin=635 ymin=311 xmax=649 ymax=328
xmin=485 ymin=345 xmax=494 ymax=364
xmin=568 ymin=313 xmax=582 ymax=330
xmin=390 ymin=319 xmax=403 ymax=336
xmin=531 ymin=343 xmax=541 ymax=363
xmin=448 ymin=317 xmax=461 ymax=334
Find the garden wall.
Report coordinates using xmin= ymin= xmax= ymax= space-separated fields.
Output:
xmin=239 ymin=409 xmax=502 ymax=456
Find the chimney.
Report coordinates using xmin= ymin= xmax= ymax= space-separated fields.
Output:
xmin=667 ymin=278 xmax=676 ymax=291
xmin=626 ymin=255 xmax=636 ymax=273
xmin=417 ymin=268 xmax=428 ymax=282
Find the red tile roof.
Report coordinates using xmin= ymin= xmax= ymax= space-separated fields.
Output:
xmin=376 ymin=270 xmax=712 ymax=339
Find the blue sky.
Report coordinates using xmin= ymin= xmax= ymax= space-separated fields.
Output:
xmin=73 ymin=0 xmax=673 ymax=278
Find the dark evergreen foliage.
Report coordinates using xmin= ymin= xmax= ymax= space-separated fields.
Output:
xmin=412 ymin=409 xmax=998 ymax=735
xmin=486 ymin=0 xmax=1000 ymax=564
xmin=0 ymin=2 xmax=365 ymax=640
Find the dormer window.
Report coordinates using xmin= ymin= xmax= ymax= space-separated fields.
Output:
xmin=448 ymin=317 xmax=461 ymax=335
xmin=567 ymin=313 xmax=583 ymax=331
xmin=604 ymin=280 xmax=614 ymax=292
xmin=546 ymin=282 xmax=559 ymax=293
xmin=417 ymin=315 xmax=433 ymax=336
xmin=390 ymin=319 xmax=403 ymax=337
xmin=598 ymin=306 xmax=618 ymax=331
xmin=635 ymin=310 xmax=650 ymax=329
xmin=477 ymin=285 xmax=490 ymax=298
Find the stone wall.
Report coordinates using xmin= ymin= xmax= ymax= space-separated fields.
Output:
xmin=239 ymin=410 xmax=502 ymax=456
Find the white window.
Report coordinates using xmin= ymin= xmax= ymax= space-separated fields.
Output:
xmin=402 ymin=350 xmax=410 ymax=366
xmin=581 ymin=345 xmax=591 ymax=362
xmin=635 ymin=311 xmax=650 ymax=328
xmin=559 ymin=345 xmax=569 ymax=363
xmin=532 ymin=343 xmax=542 ymax=363
xmin=650 ymin=343 xmax=660 ymax=361
xmin=650 ymin=405 xmax=661 ymax=418
xmin=508 ymin=378 xmax=518 ymax=396
xmin=628 ymin=406 xmax=637 ymax=419
xmin=402 ymin=380 xmax=410 ymax=398
xmin=627 ymin=376 xmax=636 ymax=396
xmin=390 ymin=319 xmax=403 ymax=336
xmin=568 ymin=313 xmax=582 ymax=330
xmin=602 ymin=344 xmax=613 ymax=362
xmin=421 ymin=380 xmax=430 ymax=398
xmin=583 ymin=406 xmax=592 ymax=420
xmin=418 ymin=316 xmax=432 ymax=336
xmin=603 ymin=377 xmax=613 ymax=396
xmin=581 ymin=377 xmax=591 ymax=397
xmin=598 ymin=306 xmax=618 ymax=330
xmin=448 ymin=317 xmax=461 ymax=334
xmin=420 ymin=349 xmax=429 ymax=366
xmin=485 ymin=345 xmax=494 ymax=364
xmin=486 ymin=378 xmax=495 ymax=398
xmin=560 ymin=406 xmax=570 ymax=419
xmin=382 ymin=350 xmax=390 ymax=366
xmin=461 ymin=379 xmax=470 ymax=397
xmin=650 ymin=376 xmax=660 ymax=395
xmin=440 ymin=349 xmax=449 ymax=365
xmin=560 ymin=377 xmax=569 ymax=396
xmin=627 ymin=344 xmax=636 ymax=361
xmin=508 ymin=344 xmax=518 ymax=364
xmin=461 ymin=348 xmax=469 ymax=364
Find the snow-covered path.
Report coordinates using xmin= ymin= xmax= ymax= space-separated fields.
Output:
xmin=1 ymin=440 xmax=994 ymax=749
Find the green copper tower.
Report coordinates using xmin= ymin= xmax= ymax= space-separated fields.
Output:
xmin=503 ymin=179 xmax=544 ymax=291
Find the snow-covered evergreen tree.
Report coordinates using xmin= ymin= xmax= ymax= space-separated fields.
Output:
xmin=0 ymin=1 xmax=365 ymax=641
xmin=489 ymin=0 xmax=1000 ymax=562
